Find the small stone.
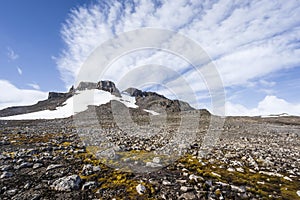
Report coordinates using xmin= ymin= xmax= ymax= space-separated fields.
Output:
xmin=24 ymin=183 xmax=31 ymax=189
xmin=162 ymin=180 xmax=172 ymax=186
xmin=236 ymin=167 xmax=244 ymax=173
xmin=227 ymin=167 xmax=235 ymax=172
xmin=183 ymin=172 xmax=189 ymax=176
xmin=0 ymin=165 xmax=12 ymax=171
xmin=211 ymin=172 xmax=221 ymax=177
xmin=136 ymin=183 xmax=146 ymax=195
xmin=82 ymin=181 xmax=96 ymax=190
xmin=30 ymin=194 xmax=41 ymax=200
xmin=283 ymin=176 xmax=292 ymax=181
xmin=189 ymin=174 xmax=203 ymax=182
xmin=46 ymin=164 xmax=63 ymax=171
xmin=1 ymin=171 xmax=13 ymax=179
xmin=33 ymin=163 xmax=43 ymax=169
xmin=81 ymin=164 xmax=101 ymax=176
xmin=19 ymin=162 xmax=33 ymax=169
xmin=7 ymin=189 xmax=17 ymax=196
xmin=146 ymin=162 xmax=162 ymax=168
xmin=231 ymin=185 xmax=245 ymax=193
xmin=179 ymin=192 xmax=196 ymax=199
xmin=296 ymin=191 xmax=300 ymax=197
xmin=92 ymin=166 xmax=101 ymax=172
xmin=176 ymin=179 xmax=187 ymax=184
xmin=180 ymin=186 xmax=193 ymax=192
xmin=51 ymin=175 xmax=81 ymax=191
xmin=152 ymin=157 xmax=161 ymax=164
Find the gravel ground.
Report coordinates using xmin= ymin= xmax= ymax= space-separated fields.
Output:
xmin=0 ymin=113 xmax=299 ymax=200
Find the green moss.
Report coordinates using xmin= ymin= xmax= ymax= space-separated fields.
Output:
xmin=177 ymin=153 xmax=300 ymax=199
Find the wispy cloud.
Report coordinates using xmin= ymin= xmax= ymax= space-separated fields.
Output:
xmin=56 ymin=0 xmax=300 ymax=115
xmin=27 ymin=83 xmax=40 ymax=90
xmin=17 ymin=66 xmax=22 ymax=75
xmin=7 ymin=47 xmax=19 ymax=61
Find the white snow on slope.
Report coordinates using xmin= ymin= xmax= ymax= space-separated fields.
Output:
xmin=260 ymin=113 xmax=290 ymax=118
xmin=0 ymin=90 xmax=158 ymax=120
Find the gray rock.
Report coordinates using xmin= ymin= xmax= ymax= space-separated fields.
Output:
xmin=136 ymin=183 xmax=146 ymax=195
xmin=51 ymin=175 xmax=82 ymax=191
xmin=19 ymin=162 xmax=33 ymax=169
xmin=0 ymin=165 xmax=12 ymax=171
xmin=1 ymin=171 xmax=13 ymax=179
xmin=24 ymin=183 xmax=31 ymax=189
xmin=162 ymin=180 xmax=172 ymax=186
xmin=146 ymin=162 xmax=162 ymax=168
xmin=180 ymin=186 xmax=193 ymax=192
xmin=7 ymin=189 xmax=17 ymax=196
xmin=82 ymin=181 xmax=97 ymax=190
xmin=231 ymin=185 xmax=246 ymax=193
xmin=33 ymin=163 xmax=43 ymax=169
xmin=81 ymin=164 xmax=101 ymax=176
xmin=179 ymin=192 xmax=196 ymax=199
xmin=152 ymin=157 xmax=161 ymax=164
xmin=189 ymin=174 xmax=203 ymax=182
xmin=46 ymin=164 xmax=63 ymax=171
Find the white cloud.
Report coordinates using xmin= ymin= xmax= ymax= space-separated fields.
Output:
xmin=27 ymin=83 xmax=40 ymax=90
xmin=226 ymin=95 xmax=300 ymax=116
xmin=7 ymin=47 xmax=19 ymax=61
xmin=0 ymin=80 xmax=47 ymax=110
xmin=17 ymin=66 xmax=22 ymax=75
xmin=55 ymin=0 xmax=300 ymax=116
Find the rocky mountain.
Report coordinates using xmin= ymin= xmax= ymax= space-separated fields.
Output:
xmin=0 ymin=80 xmax=198 ymax=119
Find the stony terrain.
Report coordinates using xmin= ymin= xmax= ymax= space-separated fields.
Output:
xmin=0 ymin=113 xmax=299 ymax=200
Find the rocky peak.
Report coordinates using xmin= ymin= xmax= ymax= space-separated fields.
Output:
xmin=76 ymin=82 xmax=98 ymax=91
xmin=124 ymin=87 xmax=194 ymax=112
xmin=97 ymin=80 xmax=121 ymax=97
xmin=76 ymin=80 xmax=121 ymax=97
xmin=124 ymin=87 xmax=166 ymax=99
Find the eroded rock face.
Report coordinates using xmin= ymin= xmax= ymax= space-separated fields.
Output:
xmin=76 ymin=82 xmax=98 ymax=91
xmin=76 ymin=80 xmax=121 ymax=97
xmin=97 ymin=80 xmax=121 ymax=97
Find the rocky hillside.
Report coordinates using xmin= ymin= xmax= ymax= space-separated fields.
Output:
xmin=0 ymin=80 xmax=197 ymax=118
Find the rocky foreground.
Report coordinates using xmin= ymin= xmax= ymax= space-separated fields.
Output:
xmin=0 ymin=114 xmax=299 ymax=200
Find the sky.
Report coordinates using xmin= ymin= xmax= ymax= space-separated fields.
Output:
xmin=0 ymin=0 xmax=300 ymax=116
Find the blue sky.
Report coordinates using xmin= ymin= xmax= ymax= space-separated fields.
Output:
xmin=0 ymin=0 xmax=92 ymax=92
xmin=0 ymin=0 xmax=300 ymax=116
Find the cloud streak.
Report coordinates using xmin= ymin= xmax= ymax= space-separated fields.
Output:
xmin=7 ymin=47 xmax=19 ymax=61
xmin=17 ymin=67 xmax=22 ymax=75
xmin=27 ymin=83 xmax=40 ymax=90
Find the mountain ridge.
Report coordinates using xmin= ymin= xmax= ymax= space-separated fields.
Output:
xmin=0 ymin=80 xmax=202 ymax=118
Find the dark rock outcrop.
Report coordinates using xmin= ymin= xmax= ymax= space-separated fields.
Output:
xmin=76 ymin=80 xmax=121 ymax=97
xmin=124 ymin=87 xmax=195 ymax=113
xmin=97 ymin=81 xmax=121 ymax=97
xmin=76 ymin=82 xmax=98 ymax=91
